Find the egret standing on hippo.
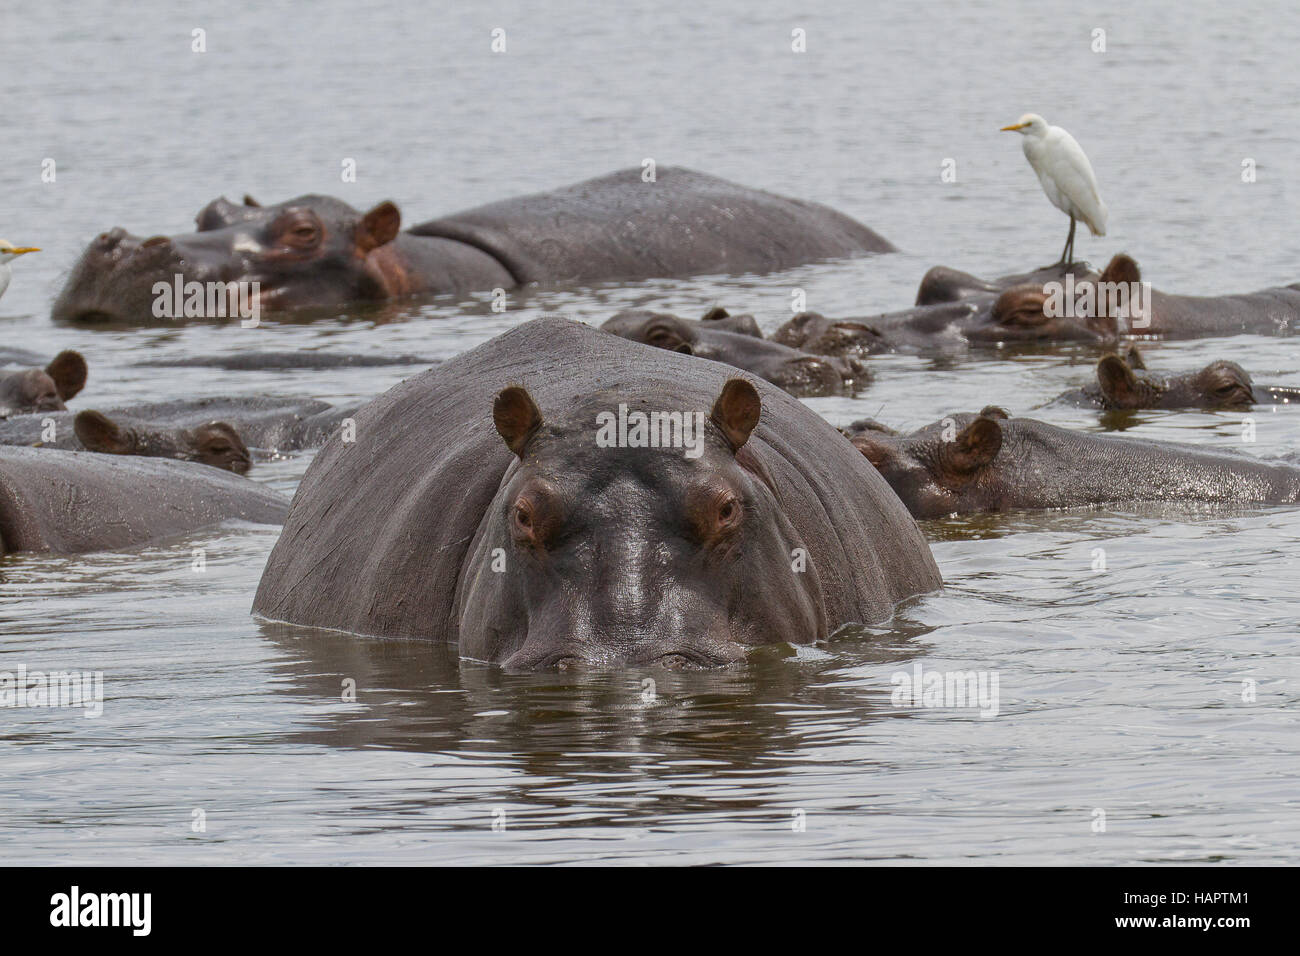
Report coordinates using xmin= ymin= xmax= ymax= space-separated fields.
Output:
xmin=1002 ymin=113 xmax=1108 ymax=266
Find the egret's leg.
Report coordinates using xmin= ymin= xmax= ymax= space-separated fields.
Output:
xmin=1059 ymin=215 xmax=1077 ymax=266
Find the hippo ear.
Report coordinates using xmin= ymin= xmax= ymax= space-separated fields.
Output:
xmin=46 ymin=350 xmax=87 ymax=402
xmin=977 ymin=405 xmax=1010 ymax=420
xmin=1124 ymin=345 xmax=1147 ymax=370
xmin=74 ymin=410 xmax=134 ymax=455
xmin=700 ymin=306 xmax=729 ymax=322
xmin=1100 ymin=253 xmax=1140 ymax=286
xmin=356 ymin=201 xmax=401 ymax=253
xmin=197 ymin=197 xmax=236 ymax=231
xmin=645 ymin=322 xmax=693 ymax=355
xmin=243 ymin=195 xmax=261 ymax=207
xmin=710 ymin=378 xmax=761 ymax=452
xmin=1097 ymin=354 xmax=1140 ymax=406
xmin=941 ymin=416 xmax=1002 ymax=476
xmin=493 ymin=386 xmax=543 ymax=457
xmin=199 ymin=421 xmax=246 ymax=449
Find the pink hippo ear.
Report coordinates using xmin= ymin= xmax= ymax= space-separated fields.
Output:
xmin=356 ymin=201 xmax=401 ymax=253
xmin=710 ymin=379 xmax=761 ymax=452
xmin=493 ymin=386 xmax=544 ymax=457
xmin=46 ymin=350 xmax=87 ymax=402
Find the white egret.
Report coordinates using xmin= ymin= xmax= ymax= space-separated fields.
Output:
xmin=0 ymin=240 xmax=40 ymax=302
xmin=1001 ymin=114 xmax=1107 ymax=265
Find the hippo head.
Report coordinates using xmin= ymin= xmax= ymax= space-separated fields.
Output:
xmin=74 ymin=410 xmax=252 ymax=474
xmin=963 ymin=254 xmax=1142 ymax=345
xmin=772 ymin=311 xmax=886 ymax=357
xmin=457 ymin=378 xmax=826 ymax=669
xmin=0 ymin=351 xmax=87 ymax=415
xmin=602 ymin=310 xmax=864 ymax=397
xmin=51 ymin=195 xmax=404 ymax=323
xmin=1096 ymin=353 xmax=1256 ymax=409
xmin=602 ymin=310 xmax=700 ymax=354
xmin=846 ymin=408 xmax=1009 ymax=519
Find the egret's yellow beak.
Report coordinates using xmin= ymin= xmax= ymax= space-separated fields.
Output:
xmin=1000 ymin=122 xmax=1028 ymax=132
xmin=7 ymin=247 xmax=39 ymax=255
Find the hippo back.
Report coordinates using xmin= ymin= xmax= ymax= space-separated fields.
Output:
xmin=0 ymin=446 xmax=286 ymax=555
xmin=407 ymin=167 xmax=895 ymax=284
xmin=253 ymin=317 xmax=938 ymax=641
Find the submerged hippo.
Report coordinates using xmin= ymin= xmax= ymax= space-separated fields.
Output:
xmin=771 ymin=311 xmax=889 ymax=359
xmin=844 ymin=407 xmax=1300 ymax=518
xmin=0 ymin=351 xmax=87 ymax=416
xmin=954 ymin=254 xmax=1300 ymax=340
xmin=1051 ymin=348 xmax=1300 ymax=410
xmin=600 ymin=309 xmax=868 ymax=396
xmin=74 ymin=411 xmax=252 ymax=474
xmin=52 ymin=167 xmax=894 ymax=325
xmin=0 ymin=446 xmax=286 ymax=555
xmin=762 ymin=257 xmax=1135 ymax=356
xmin=254 ymin=317 xmax=939 ymax=669
xmin=0 ymin=397 xmax=356 ymax=470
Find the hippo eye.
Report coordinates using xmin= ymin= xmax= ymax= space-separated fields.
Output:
xmin=512 ymin=499 xmax=538 ymax=539
xmin=711 ymin=493 xmax=743 ymax=535
xmin=656 ymin=652 xmax=707 ymax=671
xmin=276 ymin=215 xmax=322 ymax=250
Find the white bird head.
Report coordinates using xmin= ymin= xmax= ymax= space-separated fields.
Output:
xmin=1000 ymin=113 xmax=1048 ymax=137
xmin=0 ymin=239 xmax=40 ymax=264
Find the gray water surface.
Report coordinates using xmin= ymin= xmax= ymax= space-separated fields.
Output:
xmin=2 ymin=0 xmax=1298 ymax=864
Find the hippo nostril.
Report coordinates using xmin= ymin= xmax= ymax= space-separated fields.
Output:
xmin=141 ymin=235 xmax=171 ymax=248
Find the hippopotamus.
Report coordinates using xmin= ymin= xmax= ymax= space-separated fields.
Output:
xmin=770 ymin=311 xmax=889 ymax=359
xmin=1110 ymin=263 xmax=1300 ymax=338
xmin=73 ymin=412 xmax=252 ymax=474
xmin=938 ymin=254 xmax=1300 ymax=340
xmin=253 ymin=317 xmax=939 ymax=669
xmin=761 ymin=257 xmax=1136 ymax=356
xmin=0 ymin=446 xmax=286 ymax=555
xmin=0 ymin=351 xmax=87 ymax=416
xmin=1050 ymin=348 xmax=1300 ymax=410
xmin=0 ymin=397 xmax=357 ymax=470
xmin=51 ymin=167 xmax=895 ymax=325
xmin=844 ymin=407 xmax=1300 ymax=518
xmin=600 ymin=309 xmax=868 ymax=397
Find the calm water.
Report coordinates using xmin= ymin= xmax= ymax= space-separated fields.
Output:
xmin=2 ymin=0 xmax=1299 ymax=864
